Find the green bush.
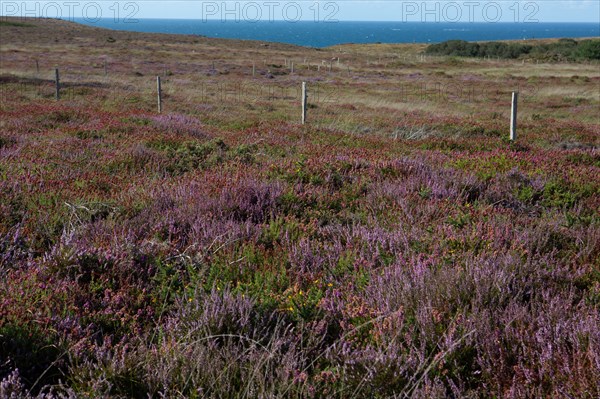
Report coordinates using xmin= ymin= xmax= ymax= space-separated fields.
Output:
xmin=426 ymin=39 xmax=600 ymax=61
xmin=576 ymin=40 xmax=600 ymax=60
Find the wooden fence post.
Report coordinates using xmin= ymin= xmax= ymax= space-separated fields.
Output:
xmin=301 ymin=82 xmax=307 ymax=125
xmin=54 ymin=68 xmax=60 ymax=100
xmin=510 ymin=92 xmax=518 ymax=141
xmin=157 ymin=76 xmax=162 ymax=113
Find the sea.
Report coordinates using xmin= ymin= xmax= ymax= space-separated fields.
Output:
xmin=72 ymin=19 xmax=600 ymax=48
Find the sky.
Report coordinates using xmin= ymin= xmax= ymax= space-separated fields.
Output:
xmin=1 ymin=1 xmax=599 ymax=23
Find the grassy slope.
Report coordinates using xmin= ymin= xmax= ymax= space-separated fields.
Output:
xmin=0 ymin=17 xmax=599 ymax=398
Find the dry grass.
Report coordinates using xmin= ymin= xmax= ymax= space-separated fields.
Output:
xmin=1 ymin=17 xmax=598 ymax=131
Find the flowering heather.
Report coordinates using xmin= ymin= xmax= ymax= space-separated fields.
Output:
xmin=150 ymin=113 xmax=208 ymax=139
xmin=1 ymin=17 xmax=599 ymax=398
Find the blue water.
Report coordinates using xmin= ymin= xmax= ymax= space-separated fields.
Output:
xmin=72 ymin=19 xmax=599 ymax=48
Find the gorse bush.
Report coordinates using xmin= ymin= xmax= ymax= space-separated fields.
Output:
xmin=576 ymin=39 xmax=600 ymax=60
xmin=426 ymin=38 xmax=600 ymax=61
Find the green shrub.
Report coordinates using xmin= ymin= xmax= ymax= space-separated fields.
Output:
xmin=426 ymin=39 xmax=600 ymax=61
xmin=576 ymin=39 xmax=600 ymax=60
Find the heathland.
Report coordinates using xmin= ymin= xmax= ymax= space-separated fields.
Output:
xmin=0 ymin=17 xmax=599 ymax=398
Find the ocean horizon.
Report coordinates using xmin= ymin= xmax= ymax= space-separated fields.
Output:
xmin=72 ymin=19 xmax=600 ymax=48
